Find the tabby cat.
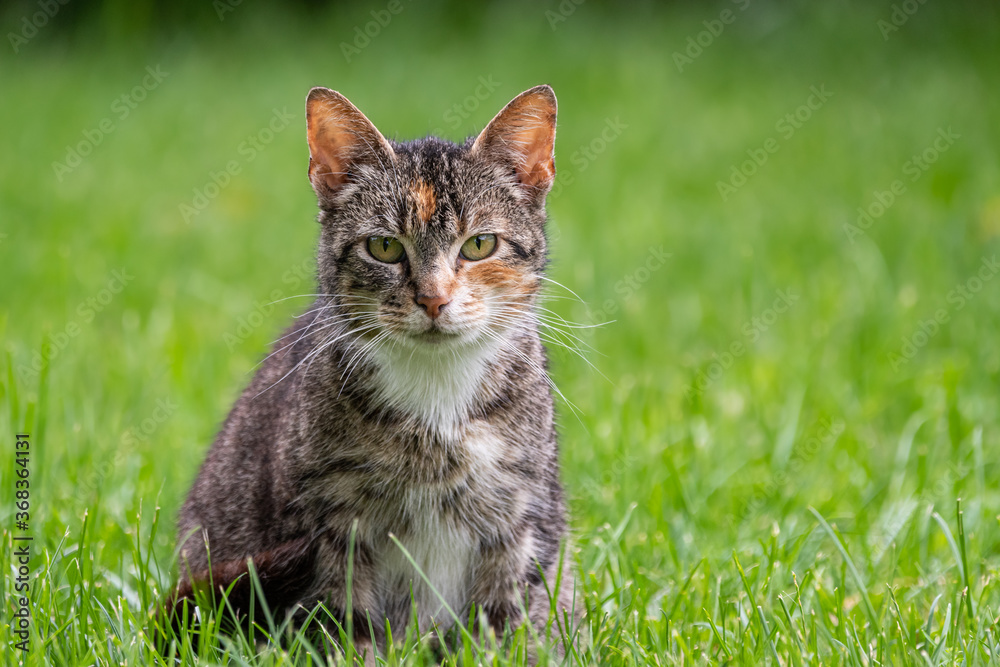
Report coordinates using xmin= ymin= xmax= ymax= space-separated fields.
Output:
xmin=171 ymin=84 xmax=581 ymax=659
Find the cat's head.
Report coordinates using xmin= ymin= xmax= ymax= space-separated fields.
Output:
xmin=304 ymin=85 xmax=556 ymax=352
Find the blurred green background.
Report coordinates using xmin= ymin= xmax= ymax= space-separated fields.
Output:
xmin=2 ymin=0 xmax=1000 ymax=664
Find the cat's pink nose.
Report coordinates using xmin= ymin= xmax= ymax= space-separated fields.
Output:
xmin=416 ymin=294 xmax=450 ymax=319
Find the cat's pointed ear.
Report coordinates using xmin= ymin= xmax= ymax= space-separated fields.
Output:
xmin=305 ymin=87 xmax=395 ymax=199
xmin=472 ymin=85 xmax=557 ymax=202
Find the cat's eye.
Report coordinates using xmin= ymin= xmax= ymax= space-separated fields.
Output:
xmin=367 ymin=236 xmax=406 ymax=263
xmin=460 ymin=234 xmax=497 ymax=261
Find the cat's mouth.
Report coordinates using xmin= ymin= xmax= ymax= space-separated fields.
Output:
xmin=412 ymin=328 xmax=464 ymax=344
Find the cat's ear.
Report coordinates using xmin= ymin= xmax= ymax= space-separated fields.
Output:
xmin=472 ymin=84 xmax=557 ymax=203
xmin=305 ymin=87 xmax=395 ymax=199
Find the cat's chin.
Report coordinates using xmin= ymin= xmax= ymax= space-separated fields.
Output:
xmin=385 ymin=324 xmax=492 ymax=352
xmin=408 ymin=329 xmax=468 ymax=346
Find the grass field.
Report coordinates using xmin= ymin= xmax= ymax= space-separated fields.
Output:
xmin=2 ymin=1 xmax=1000 ymax=664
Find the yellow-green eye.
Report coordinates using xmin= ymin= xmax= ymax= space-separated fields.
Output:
xmin=460 ymin=234 xmax=497 ymax=261
xmin=367 ymin=236 xmax=405 ymax=263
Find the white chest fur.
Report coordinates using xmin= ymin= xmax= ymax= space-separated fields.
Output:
xmin=366 ymin=337 xmax=512 ymax=626
xmin=370 ymin=337 xmax=501 ymax=437
xmin=373 ymin=428 xmax=508 ymax=629
xmin=376 ymin=497 xmax=477 ymax=629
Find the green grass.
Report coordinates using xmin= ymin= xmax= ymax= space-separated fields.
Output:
xmin=2 ymin=1 xmax=1000 ymax=664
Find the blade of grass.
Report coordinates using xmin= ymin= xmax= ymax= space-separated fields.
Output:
xmin=956 ymin=497 xmax=975 ymax=619
xmin=808 ymin=507 xmax=879 ymax=629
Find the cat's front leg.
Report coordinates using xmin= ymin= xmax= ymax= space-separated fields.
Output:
xmin=305 ymin=531 xmax=386 ymax=658
xmin=468 ymin=530 xmax=583 ymax=659
xmin=467 ymin=529 xmax=535 ymax=637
